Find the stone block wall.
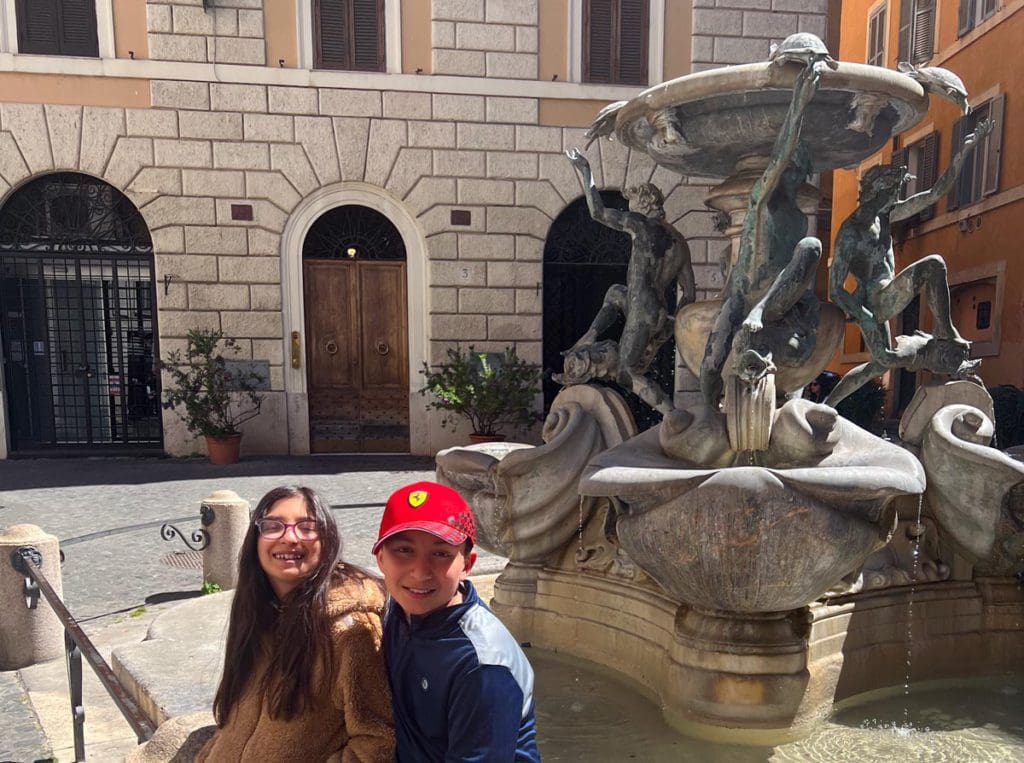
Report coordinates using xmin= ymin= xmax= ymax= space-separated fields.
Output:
xmin=0 ymin=77 xmax=721 ymax=455
xmin=432 ymin=0 xmax=539 ymax=79
xmin=691 ymin=0 xmax=830 ymax=71
xmin=147 ymin=0 xmax=266 ymax=65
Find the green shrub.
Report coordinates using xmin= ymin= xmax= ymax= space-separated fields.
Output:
xmin=420 ymin=346 xmax=542 ymax=437
xmin=160 ymin=328 xmax=264 ymax=438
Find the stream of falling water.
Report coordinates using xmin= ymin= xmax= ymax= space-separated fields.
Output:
xmin=577 ymin=494 xmax=585 ymax=557
xmin=902 ymin=493 xmax=925 ymax=728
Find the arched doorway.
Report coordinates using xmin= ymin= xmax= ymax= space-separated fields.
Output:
xmin=302 ymin=204 xmax=409 ymax=452
xmin=0 ymin=173 xmax=161 ymax=454
xmin=542 ymin=193 xmax=675 ymax=430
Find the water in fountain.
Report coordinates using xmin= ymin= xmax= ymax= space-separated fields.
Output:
xmin=532 ymin=648 xmax=1024 ymax=761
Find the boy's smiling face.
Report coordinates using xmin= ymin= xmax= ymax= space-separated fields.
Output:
xmin=375 ymin=529 xmax=477 ymax=617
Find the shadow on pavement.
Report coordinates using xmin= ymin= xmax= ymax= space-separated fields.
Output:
xmin=0 ymin=455 xmax=436 ymax=491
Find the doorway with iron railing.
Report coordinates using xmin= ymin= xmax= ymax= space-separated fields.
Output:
xmin=0 ymin=173 xmax=161 ymax=455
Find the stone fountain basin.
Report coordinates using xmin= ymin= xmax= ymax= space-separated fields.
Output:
xmin=614 ymin=61 xmax=928 ymax=176
xmin=580 ymin=415 xmax=926 ymax=613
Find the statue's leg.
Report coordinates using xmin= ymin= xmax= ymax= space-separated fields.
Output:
xmin=699 ymin=293 xmax=746 ymax=405
xmin=857 ymin=318 xmax=899 ymax=367
xmin=873 ymin=256 xmax=958 ymax=338
xmin=883 ymin=255 xmax=962 ymax=341
xmin=626 ymin=368 xmax=673 ymax=415
xmin=824 ymin=359 xmax=886 ymax=408
xmin=570 ymin=284 xmax=627 ymax=350
xmin=758 ymin=237 xmax=822 ymax=324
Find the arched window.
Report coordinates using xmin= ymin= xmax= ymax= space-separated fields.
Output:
xmin=302 ymin=204 xmax=405 ymax=261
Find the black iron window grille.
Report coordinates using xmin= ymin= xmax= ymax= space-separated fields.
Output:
xmin=302 ymin=204 xmax=406 ymax=260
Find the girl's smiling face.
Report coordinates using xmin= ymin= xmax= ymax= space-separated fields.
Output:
xmin=256 ymin=494 xmax=323 ymax=600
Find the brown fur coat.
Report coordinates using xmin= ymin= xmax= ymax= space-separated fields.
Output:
xmin=195 ymin=573 xmax=394 ymax=762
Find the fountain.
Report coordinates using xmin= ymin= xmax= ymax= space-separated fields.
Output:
xmin=437 ymin=35 xmax=1024 ymax=745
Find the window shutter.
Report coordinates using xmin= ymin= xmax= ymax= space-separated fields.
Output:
xmin=315 ymin=0 xmax=348 ymax=69
xmin=982 ymin=94 xmax=1005 ymax=197
xmin=894 ymin=147 xmax=911 ymax=198
xmin=868 ymin=8 xmax=886 ymax=66
xmin=911 ymin=0 xmax=935 ymax=64
xmin=58 ymin=0 xmax=99 ymax=57
xmin=958 ymin=0 xmax=976 ymax=37
xmin=947 ymin=116 xmax=967 ymax=212
xmin=617 ymin=0 xmax=648 ymax=86
xmin=584 ymin=0 xmax=614 ymax=83
xmin=897 ymin=0 xmax=914 ymax=63
xmin=16 ymin=0 xmax=61 ymax=55
xmin=917 ymin=132 xmax=939 ymax=222
xmin=351 ymin=0 xmax=384 ymax=72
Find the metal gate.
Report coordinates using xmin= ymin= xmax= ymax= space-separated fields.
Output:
xmin=0 ymin=173 xmax=161 ymax=454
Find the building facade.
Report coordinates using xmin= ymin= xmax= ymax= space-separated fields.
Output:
xmin=833 ymin=0 xmax=1021 ymax=414
xmin=0 ymin=0 xmax=830 ymax=458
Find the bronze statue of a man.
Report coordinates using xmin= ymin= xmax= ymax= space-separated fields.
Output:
xmin=556 ymin=149 xmax=696 ymax=414
xmin=825 ymin=121 xmax=990 ymax=405
xmin=699 ymin=61 xmax=825 ymax=405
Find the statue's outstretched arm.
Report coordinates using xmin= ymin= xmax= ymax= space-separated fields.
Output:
xmin=755 ymin=62 xmax=822 ymax=210
xmin=893 ymin=120 xmax=991 ymax=222
xmin=566 ymin=148 xmax=634 ymax=232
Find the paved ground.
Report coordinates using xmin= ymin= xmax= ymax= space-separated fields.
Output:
xmin=0 ymin=453 xmax=500 ymax=762
xmin=0 ymin=671 xmax=50 ymax=763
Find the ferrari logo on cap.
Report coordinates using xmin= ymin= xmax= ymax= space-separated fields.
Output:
xmin=408 ymin=490 xmax=428 ymax=508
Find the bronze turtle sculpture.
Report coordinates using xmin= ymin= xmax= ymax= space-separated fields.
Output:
xmin=897 ymin=62 xmax=970 ymax=115
xmin=768 ymin=33 xmax=839 ymax=70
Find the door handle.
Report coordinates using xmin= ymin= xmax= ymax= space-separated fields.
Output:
xmin=291 ymin=331 xmax=301 ymax=369
xmin=324 ymin=339 xmax=339 ymax=355
xmin=376 ymin=341 xmax=389 ymax=356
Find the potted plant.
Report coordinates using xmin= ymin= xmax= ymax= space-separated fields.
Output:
xmin=160 ymin=328 xmax=265 ymax=464
xmin=420 ymin=346 xmax=542 ymax=443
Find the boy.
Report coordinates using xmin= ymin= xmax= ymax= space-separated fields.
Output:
xmin=373 ymin=480 xmax=541 ymax=762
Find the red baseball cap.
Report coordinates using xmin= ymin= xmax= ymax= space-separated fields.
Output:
xmin=373 ymin=481 xmax=476 ymax=554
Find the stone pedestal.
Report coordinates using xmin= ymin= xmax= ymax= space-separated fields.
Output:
xmin=0 ymin=524 xmax=63 ymax=669
xmin=200 ymin=490 xmax=250 ymax=590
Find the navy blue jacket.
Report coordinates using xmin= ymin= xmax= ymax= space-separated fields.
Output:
xmin=383 ymin=580 xmax=540 ymax=762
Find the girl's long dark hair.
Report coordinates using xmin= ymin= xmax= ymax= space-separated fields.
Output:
xmin=212 ymin=485 xmax=362 ymax=724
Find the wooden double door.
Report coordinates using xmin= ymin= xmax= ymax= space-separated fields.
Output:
xmin=303 ymin=259 xmax=409 ymax=452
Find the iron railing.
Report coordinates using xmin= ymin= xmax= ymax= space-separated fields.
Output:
xmin=11 ymin=546 xmax=156 ymax=761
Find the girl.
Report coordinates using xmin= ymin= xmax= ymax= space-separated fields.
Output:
xmin=197 ymin=486 xmax=393 ymax=762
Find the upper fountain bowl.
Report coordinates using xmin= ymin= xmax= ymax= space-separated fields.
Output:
xmin=614 ymin=61 xmax=928 ymax=177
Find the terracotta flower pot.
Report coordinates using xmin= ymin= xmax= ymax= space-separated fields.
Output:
xmin=468 ymin=433 xmax=506 ymax=445
xmin=204 ymin=433 xmax=243 ymax=465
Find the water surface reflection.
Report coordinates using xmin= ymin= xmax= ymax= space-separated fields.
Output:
xmin=532 ymin=649 xmax=1024 ymax=761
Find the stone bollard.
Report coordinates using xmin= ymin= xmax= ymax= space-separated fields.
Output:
xmin=0 ymin=524 xmax=63 ymax=670
xmin=200 ymin=490 xmax=250 ymax=591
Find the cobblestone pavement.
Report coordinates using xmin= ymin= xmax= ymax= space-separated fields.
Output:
xmin=0 ymin=454 xmax=505 ymax=760
xmin=0 ymin=670 xmax=50 ymax=763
